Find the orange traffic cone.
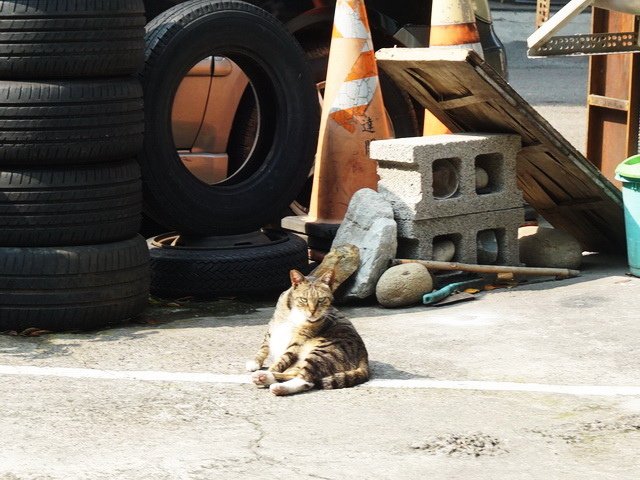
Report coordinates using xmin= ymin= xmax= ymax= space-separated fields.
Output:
xmin=429 ymin=0 xmax=484 ymax=56
xmin=307 ymin=0 xmax=393 ymax=223
xmin=424 ymin=0 xmax=483 ymax=135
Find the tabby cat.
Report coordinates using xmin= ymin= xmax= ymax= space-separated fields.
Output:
xmin=246 ymin=269 xmax=369 ymax=396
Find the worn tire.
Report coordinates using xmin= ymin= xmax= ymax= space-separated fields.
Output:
xmin=0 ymin=0 xmax=145 ymax=78
xmin=0 ymin=161 xmax=142 ymax=247
xmin=140 ymin=0 xmax=319 ymax=234
xmin=0 ymin=236 xmax=150 ymax=332
xmin=0 ymin=78 xmax=144 ymax=165
xmin=148 ymin=231 xmax=308 ymax=298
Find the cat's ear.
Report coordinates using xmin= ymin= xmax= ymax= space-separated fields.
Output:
xmin=290 ymin=269 xmax=306 ymax=288
xmin=319 ymin=270 xmax=334 ymax=289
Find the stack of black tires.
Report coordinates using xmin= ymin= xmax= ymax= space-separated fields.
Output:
xmin=0 ymin=0 xmax=150 ymax=332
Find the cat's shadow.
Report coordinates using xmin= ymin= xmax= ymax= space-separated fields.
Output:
xmin=369 ymin=361 xmax=429 ymax=380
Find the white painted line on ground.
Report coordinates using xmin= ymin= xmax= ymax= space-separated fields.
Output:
xmin=364 ymin=379 xmax=640 ymax=396
xmin=1 ymin=364 xmax=639 ymax=396
xmin=0 ymin=365 xmax=251 ymax=385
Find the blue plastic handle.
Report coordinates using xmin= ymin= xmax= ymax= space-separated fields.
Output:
xmin=422 ymin=279 xmax=484 ymax=305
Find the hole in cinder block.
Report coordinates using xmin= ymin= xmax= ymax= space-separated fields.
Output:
xmin=494 ymin=228 xmax=508 ymax=264
xmin=432 ymin=158 xmax=460 ymax=199
xmin=397 ymin=238 xmax=420 ymax=260
xmin=433 ymin=234 xmax=461 ymax=262
xmin=475 ymin=153 xmax=504 ymax=195
xmin=476 ymin=229 xmax=499 ymax=264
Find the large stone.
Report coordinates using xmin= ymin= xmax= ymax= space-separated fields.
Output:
xmin=332 ymin=188 xmax=397 ymax=301
xmin=376 ymin=263 xmax=433 ymax=308
xmin=518 ymin=226 xmax=582 ymax=270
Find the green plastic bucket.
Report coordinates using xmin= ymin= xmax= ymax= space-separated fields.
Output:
xmin=615 ymin=154 xmax=640 ymax=277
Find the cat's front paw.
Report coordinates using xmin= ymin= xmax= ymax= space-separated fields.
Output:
xmin=251 ymin=370 xmax=276 ymax=386
xmin=245 ymin=360 xmax=261 ymax=372
xmin=269 ymin=383 xmax=289 ymax=396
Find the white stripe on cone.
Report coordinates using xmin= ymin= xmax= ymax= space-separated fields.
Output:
xmin=333 ymin=1 xmax=369 ymax=39
xmin=329 ymin=76 xmax=378 ymax=114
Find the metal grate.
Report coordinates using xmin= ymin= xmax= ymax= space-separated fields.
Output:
xmin=529 ymin=31 xmax=640 ymax=56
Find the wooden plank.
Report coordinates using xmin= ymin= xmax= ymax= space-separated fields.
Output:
xmin=438 ymin=94 xmax=484 ymax=110
xmin=587 ymin=94 xmax=630 ymax=111
xmin=519 ymin=143 xmax=549 ymax=154
xmin=375 ymin=47 xmax=625 ymax=252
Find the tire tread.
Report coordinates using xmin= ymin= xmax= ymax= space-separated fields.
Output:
xmin=0 ymin=0 xmax=145 ymax=77
xmin=0 ymin=79 xmax=144 ymax=165
xmin=0 ymin=236 xmax=150 ymax=331
xmin=149 ymin=232 xmax=308 ymax=298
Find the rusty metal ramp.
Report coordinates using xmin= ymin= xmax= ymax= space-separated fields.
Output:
xmin=375 ymin=47 xmax=624 ymax=252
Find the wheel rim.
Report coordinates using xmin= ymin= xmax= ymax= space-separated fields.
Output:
xmin=151 ymin=230 xmax=290 ymax=250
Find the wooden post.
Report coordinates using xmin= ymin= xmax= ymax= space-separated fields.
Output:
xmin=586 ymin=7 xmax=640 ymax=188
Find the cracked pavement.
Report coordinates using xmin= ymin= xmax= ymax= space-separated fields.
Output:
xmin=1 ymin=254 xmax=640 ymax=479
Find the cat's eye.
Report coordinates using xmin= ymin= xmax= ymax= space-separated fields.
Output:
xmin=298 ymin=298 xmax=308 ymax=305
xmin=319 ymin=298 xmax=329 ymax=304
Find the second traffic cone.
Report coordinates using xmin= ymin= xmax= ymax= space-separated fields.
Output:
xmin=429 ymin=0 xmax=484 ymax=56
xmin=424 ymin=0 xmax=483 ymax=135
xmin=308 ymin=0 xmax=392 ymax=223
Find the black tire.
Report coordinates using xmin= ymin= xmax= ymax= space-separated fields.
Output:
xmin=0 ymin=78 xmax=144 ymax=166
xmin=0 ymin=236 xmax=150 ymax=332
xmin=140 ymin=0 xmax=319 ymax=235
xmin=0 ymin=161 xmax=142 ymax=247
xmin=148 ymin=230 xmax=308 ymax=298
xmin=0 ymin=0 xmax=145 ymax=78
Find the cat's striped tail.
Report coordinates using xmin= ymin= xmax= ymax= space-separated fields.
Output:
xmin=320 ymin=358 xmax=369 ymax=389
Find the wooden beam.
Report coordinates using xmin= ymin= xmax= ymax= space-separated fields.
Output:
xmin=587 ymin=94 xmax=630 ymax=111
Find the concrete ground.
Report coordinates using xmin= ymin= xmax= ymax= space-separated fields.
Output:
xmin=1 ymin=255 xmax=639 ymax=479
xmin=2 ymin=5 xmax=639 ymax=480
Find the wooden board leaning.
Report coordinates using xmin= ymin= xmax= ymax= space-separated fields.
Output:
xmin=375 ymin=47 xmax=624 ymax=252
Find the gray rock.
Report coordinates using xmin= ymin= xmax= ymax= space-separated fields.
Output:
xmin=376 ymin=263 xmax=433 ymax=308
xmin=518 ymin=226 xmax=582 ymax=270
xmin=332 ymin=188 xmax=397 ymax=301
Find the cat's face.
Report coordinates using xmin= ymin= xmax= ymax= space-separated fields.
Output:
xmin=289 ymin=269 xmax=334 ymax=322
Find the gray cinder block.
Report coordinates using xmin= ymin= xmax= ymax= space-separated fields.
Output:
xmin=395 ymin=207 xmax=525 ymax=265
xmin=371 ymin=133 xmax=524 ymax=220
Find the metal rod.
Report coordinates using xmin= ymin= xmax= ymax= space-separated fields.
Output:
xmin=393 ymin=259 xmax=581 ymax=279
